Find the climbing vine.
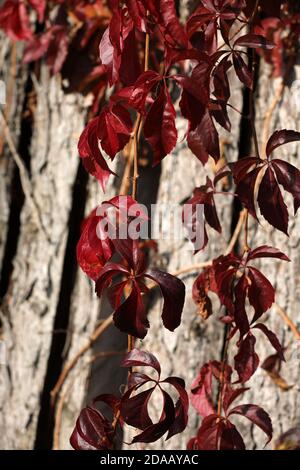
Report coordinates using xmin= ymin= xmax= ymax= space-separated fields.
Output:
xmin=1 ymin=0 xmax=300 ymax=450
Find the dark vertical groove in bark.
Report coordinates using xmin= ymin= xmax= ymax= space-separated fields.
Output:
xmin=230 ymin=53 xmax=260 ymax=236
xmin=220 ymin=54 xmax=261 ymax=361
xmin=34 ymin=162 xmax=89 ymax=450
xmin=0 ymin=74 xmax=32 ymax=299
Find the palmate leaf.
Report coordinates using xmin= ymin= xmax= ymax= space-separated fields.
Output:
xmin=95 ymin=240 xmax=185 ymax=339
xmin=234 ymin=333 xmax=259 ymax=383
xmin=70 ymin=395 xmax=119 ymax=450
xmin=231 ymin=129 xmax=300 ymax=234
xmin=229 ymin=404 xmax=273 ymax=444
xmin=144 ymin=85 xmax=178 ymax=165
xmin=0 ymin=0 xmax=33 ymax=41
xmin=98 ymin=103 xmax=133 ymax=159
xmin=78 ymin=117 xmax=115 ymax=191
xmin=120 ymin=349 xmax=188 ymax=443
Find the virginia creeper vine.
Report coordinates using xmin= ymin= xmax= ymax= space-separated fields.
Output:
xmin=1 ymin=0 xmax=300 ymax=451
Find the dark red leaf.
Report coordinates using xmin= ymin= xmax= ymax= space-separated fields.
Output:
xmin=258 ymin=166 xmax=289 ymax=234
xmin=121 ymin=348 xmax=161 ymax=375
xmin=77 ymin=211 xmax=114 ymax=281
xmin=187 ymin=110 xmax=220 ymax=164
xmin=126 ymin=0 xmax=147 ymax=32
xmin=160 ymin=0 xmax=189 ymax=49
xmin=229 ymin=404 xmax=273 ymax=444
xmin=162 ymin=377 xmax=189 ymax=439
xmin=144 ymin=85 xmax=178 ymax=165
xmin=129 ymin=70 xmax=161 ymax=112
xmin=196 ymin=414 xmax=245 ymax=450
xmin=131 ymin=390 xmax=175 ymax=443
xmin=234 ymin=275 xmax=250 ymax=336
xmin=222 ymin=386 xmax=249 ymax=414
xmin=234 ymin=33 xmax=275 ymax=50
xmin=120 ymin=387 xmax=155 ymax=430
xmin=190 ymin=363 xmax=215 ymax=418
xmin=119 ymin=29 xmax=142 ymax=86
xmin=113 ymin=281 xmax=150 ymax=339
xmin=98 ymin=104 xmax=132 ymax=159
xmin=266 ymin=130 xmax=300 ymax=157
xmin=213 ymin=55 xmax=232 ymax=102
xmin=272 ymin=159 xmax=300 ymax=214
xmin=70 ymin=406 xmax=114 ymax=450
xmin=0 ymin=0 xmax=32 ymax=41
xmin=234 ymin=333 xmax=259 ymax=383
xmin=247 ymin=245 xmax=290 ymax=262
xmin=99 ymin=27 xmax=120 ymax=86
xmin=78 ymin=117 xmax=114 ymax=191
xmin=145 ymin=268 xmax=185 ymax=332
xmin=233 ymin=52 xmax=253 ymax=89
xmin=252 ymin=323 xmax=285 ymax=360
xmin=248 ymin=267 xmax=275 ymax=322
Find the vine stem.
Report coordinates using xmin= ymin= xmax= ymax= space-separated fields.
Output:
xmin=50 ymin=211 xmax=246 ymax=405
xmin=275 ymin=304 xmax=300 ymax=341
xmin=216 ymin=3 xmax=260 ymax=423
xmin=127 ymin=18 xmax=150 ymax=357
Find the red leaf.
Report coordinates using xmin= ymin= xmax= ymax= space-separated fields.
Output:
xmin=187 ymin=110 xmax=220 ymax=164
xmin=266 ymin=130 xmax=300 ymax=157
xmin=121 ymin=348 xmax=161 ymax=375
xmin=119 ymin=29 xmax=142 ymax=86
xmin=190 ymin=363 xmax=215 ymax=418
xmin=0 ymin=0 xmax=32 ymax=41
xmin=145 ymin=268 xmax=185 ymax=332
xmin=248 ymin=267 xmax=275 ymax=322
xmin=77 ymin=210 xmax=114 ymax=281
xmin=99 ymin=27 xmax=120 ymax=86
xmin=113 ymin=281 xmax=150 ymax=339
xmin=131 ymin=390 xmax=175 ymax=443
xmin=144 ymin=85 xmax=178 ymax=165
xmin=120 ymin=387 xmax=155 ymax=430
xmin=70 ymin=406 xmax=114 ymax=450
xmin=272 ymin=159 xmax=300 ymax=214
xmin=233 ymin=52 xmax=253 ymax=89
xmin=129 ymin=70 xmax=162 ymax=112
xmin=252 ymin=323 xmax=285 ymax=360
xmin=98 ymin=104 xmax=132 ymax=159
xmin=247 ymin=245 xmax=290 ymax=262
xmin=234 ymin=33 xmax=275 ymax=50
xmin=95 ymin=263 xmax=130 ymax=298
xmin=126 ymin=0 xmax=147 ymax=32
xmin=162 ymin=377 xmax=189 ymax=439
xmin=78 ymin=117 xmax=114 ymax=191
xmin=120 ymin=352 xmax=188 ymax=442
xmin=229 ymin=404 xmax=273 ymax=444
xmin=196 ymin=415 xmax=245 ymax=450
xmin=258 ymin=166 xmax=289 ymax=235
xmin=234 ymin=333 xmax=259 ymax=383
xmin=234 ymin=275 xmax=250 ymax=337
xmin=222 ymin=386 xmax=249 ymax=414
xmin=212 ymin=55 xmax=232 ymax=102
xmin=28 ymin=0 xmax=46 ymax=22
xmin=160 ymin=0 xmax=189 ymax=49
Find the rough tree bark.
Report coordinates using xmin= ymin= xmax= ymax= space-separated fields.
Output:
xmin=0 ymin=11 xmax=300 ymax=452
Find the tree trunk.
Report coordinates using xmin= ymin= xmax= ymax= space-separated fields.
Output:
xmin=0 ymin=27 xmax=300 ymax=454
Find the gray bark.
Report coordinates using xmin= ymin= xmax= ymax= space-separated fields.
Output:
xmin=0 ymin=32 xmax=300 ymax=453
